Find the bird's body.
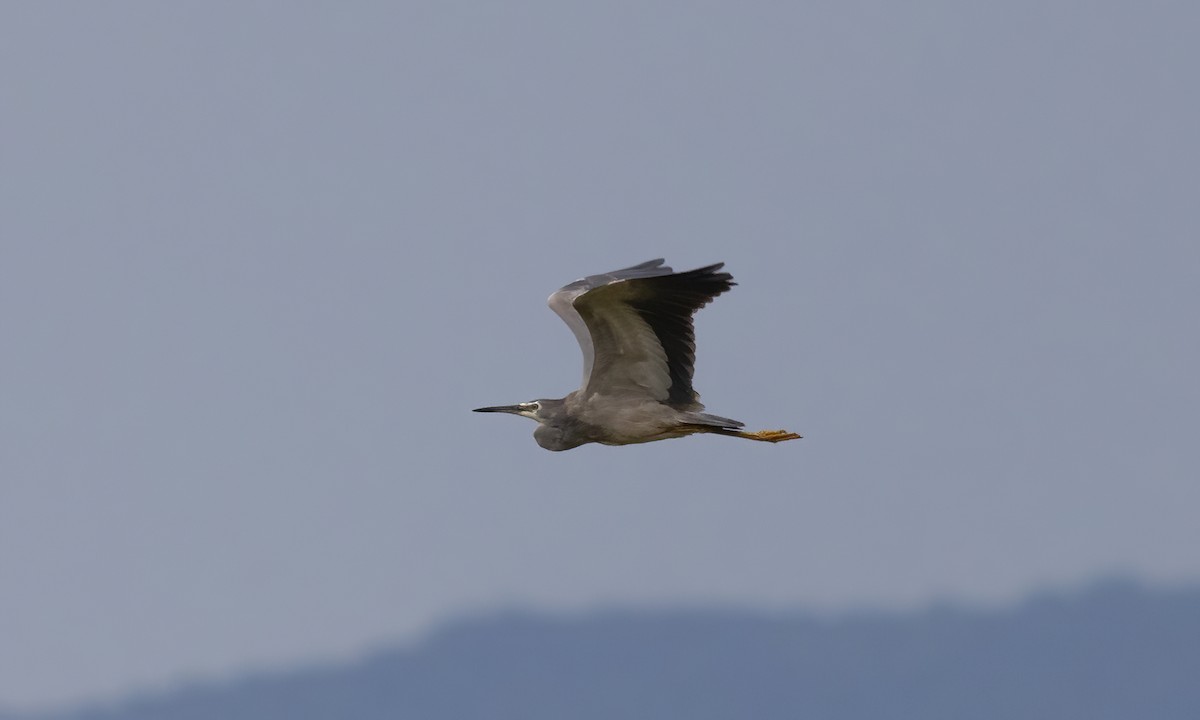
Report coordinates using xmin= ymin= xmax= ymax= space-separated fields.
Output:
xmin=475 ymin=260 xmax=801 ymax=451
xmin=533 ymin=394 xmax=706 ymax=451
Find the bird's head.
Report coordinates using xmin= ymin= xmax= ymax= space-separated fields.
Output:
xmin=473 ymin=398 xmax=582 ymax=451
xmin=472 ymin=400 xmax=549 ymax=422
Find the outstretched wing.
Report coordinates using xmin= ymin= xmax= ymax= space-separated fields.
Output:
xmin=547 ymin=259 xmax=735 ymax=407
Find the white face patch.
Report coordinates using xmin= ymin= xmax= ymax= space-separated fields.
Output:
xmin=518 ymin=401 xmax=540 ymax=417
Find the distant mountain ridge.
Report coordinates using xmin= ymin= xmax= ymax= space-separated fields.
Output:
xmin=15 ymin=579 xmax=1200 ymax=720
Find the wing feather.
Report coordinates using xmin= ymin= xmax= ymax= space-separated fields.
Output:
xmin=547 ymin=259 xmax=669 ymax=388
xmin=547 ymin=260 xmax=735 ymax=407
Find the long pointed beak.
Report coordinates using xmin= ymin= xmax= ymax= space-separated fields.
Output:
xmin=473 ymin=404 xmax=525 ymax=415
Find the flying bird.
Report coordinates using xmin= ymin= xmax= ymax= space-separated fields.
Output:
xmin=474 ymin=259 xmax=802 ymax=451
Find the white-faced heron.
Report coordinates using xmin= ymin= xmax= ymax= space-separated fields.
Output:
xmin=474 ymin=259 xmax=802 ymax=451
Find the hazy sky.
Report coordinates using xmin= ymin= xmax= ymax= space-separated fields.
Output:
xmin=3 ymin=0 xmax=1198 ymax=712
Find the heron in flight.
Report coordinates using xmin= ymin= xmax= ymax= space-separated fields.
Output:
xmin=474 ymin=259 xmax=802 ymax=451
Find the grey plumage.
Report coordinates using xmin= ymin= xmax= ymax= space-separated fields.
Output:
xmin=475 ymin=259 xmax=801 ymax=451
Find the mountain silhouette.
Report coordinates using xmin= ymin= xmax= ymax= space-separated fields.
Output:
xmin=15 ymin=578 xmax=1200 ymax=720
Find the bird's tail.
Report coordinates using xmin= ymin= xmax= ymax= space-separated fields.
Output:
xmin=680 ymin=412 xmax=745 ymax=430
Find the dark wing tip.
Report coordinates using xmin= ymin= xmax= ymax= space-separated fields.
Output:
xmin=673 ymin=262 xmax=736 ymax=293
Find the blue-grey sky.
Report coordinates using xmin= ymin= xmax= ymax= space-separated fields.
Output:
xmin=2 ymin=0 xmax=1198 ymax=712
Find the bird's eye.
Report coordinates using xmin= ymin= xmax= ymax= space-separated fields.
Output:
xmin=523 ymin=402 xmax=539 ymax=411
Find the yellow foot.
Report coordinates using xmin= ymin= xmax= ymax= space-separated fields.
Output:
xmin=738 ymin=429 xmax=802 ymax=443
